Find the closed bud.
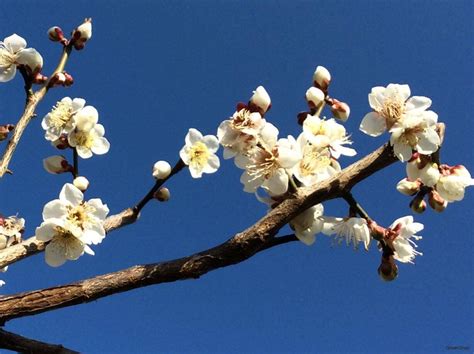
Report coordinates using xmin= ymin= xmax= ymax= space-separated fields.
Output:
xmin=152 ymin=160 xmax=171 ymax=180
xmin=396 ymin=178 xmax=420 ymax=196
xmin=330 ymin=99 xmax=350 ymax=122
xmin=0 ymin=124 xmax=14 ymax=142
xmin=305 ymin=87 xmax=325 ymax=109
xmin=428 ymin=190 xmax=447 ymax=212
xmin=47 ymin=26 xmax=65 ymax=43
xmin=378 ymin=255 xmax=398 ymax=282
xmin=43 ymin=155 xmax=72 ymax=174
xmin=410 ymin=194 xmax=426 ymax=214
xmin=154 ymin=187 xmax=170 ymax=202
xmin=73 ymin=176 xmax=90 ymax=191
xmin=72 ymin=18 xmax=92 ymax=50
xmin=313 ymin=66 xmax=331 ymax=91
xmin=249 ymin=86 xmax=271 ymax=115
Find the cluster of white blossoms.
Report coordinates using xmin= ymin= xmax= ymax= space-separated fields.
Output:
xmin=0 ymin=34 xmax=43 ymax=82
xmin=35 ymin=183 xmax=109 ymax=267
xmin=42 ymin=97 xmax=110 ymax=159
xmin=0 ymin=215 xmax=25 ymax=286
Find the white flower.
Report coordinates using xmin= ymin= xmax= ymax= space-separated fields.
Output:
xmin=1 ymin=34 xmax=43 ymax=82
xmin=313 ymin=66 xmax=331 ymax=90
xmin=43 ymin=155 xmax=71 ymax=174
xmin=292 ymin=133 xmax=341 ymax=186
xmin=305 ymin=87 xmax=325 ymax=108
xmin=249 ymin=86 xmax=271 ymax=115
xmin=388 ymin=216 xmax=423 ymax=264
xmin=73 ymin=176 xmax=90 ymax=191
xmin=436 ymin=165 xmax=474 ymax=202
xmin=68 ymin=106 xmax=110 ymax=159
xmin=152 ymin=160 xmax=172 ymax=180
xmin=236 ymin=134 xmax=300 ymax=196
xmin=389 ymin=111 xmax=440 ymax=162
xmin=0 ymin=215 xmax=25 ymax=248
xmin=290 ymin=204 xmax=324 ymax=245
xmin=406 ymin=160 xmax=440 ymax=187
xmin=322 ymin=217 xmax=371 ymax=250
xmin=35 ymin=183 xmax=109 ymax=267
xmin=179 ymin=128 xmax=220 ymax=178
xmin=360 ymin=84 xmax=433 ymax=137
xmin=302 ymin=114 xmax=356 ymax=159
xmin=217 ymin=109 xmax=266 ymax=159
xmin=42 ymin=97 xmax=86 ymax=141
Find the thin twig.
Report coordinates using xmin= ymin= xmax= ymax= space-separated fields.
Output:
xmin=0 ymin=328 xmax=79 ymax=353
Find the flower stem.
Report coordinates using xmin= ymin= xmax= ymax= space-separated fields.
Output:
xmin=342 ymin=192 xmax=371 ymax=221
xmin=72 ymin=148 xmax=79 ymax=178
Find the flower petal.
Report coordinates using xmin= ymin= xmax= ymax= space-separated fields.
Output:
xmin=405 ymin=96 xmax=432 ymax=112
xmin=186 ymin=128 xmax=203 ymax=146
xmin=360 ymin=112 xmax=386 ymax=137
xmin=59 ymin=183 xmax=84 ymax=206
xmin=4 ymin=34 xmax=27 ymax=53
xmin=45 ymin=239 xmax=67 ymax=267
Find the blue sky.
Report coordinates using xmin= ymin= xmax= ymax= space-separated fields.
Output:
xmin=0 ymin=1 xmax=472 ymax=353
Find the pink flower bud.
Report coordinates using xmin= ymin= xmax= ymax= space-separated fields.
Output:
xmin=72 ymin=18 xmax=92 ymax=50
xmin=305 ymin=87 xmax=325 ymax=109
xmin=428 ymin=190 xmax=447 ymax=212
xmin=396 ymin=178 xmax=421 ymax=196
xmin=43 ymin=155 xmax=72 ymax=174
xmin=47 ymin=26 xmax=65 ymax=43
xmin=330 ymin=99 xmax=350 ymax=122
xmin=249 ymin=86 xmax=271 ymax=115
xmin=313 ymin=66 xmax=331 ymax=91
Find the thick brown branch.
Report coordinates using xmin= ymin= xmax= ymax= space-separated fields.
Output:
xmin=0 ymin=328 xmax=78 ymax=353
xmin=0 ymin=144 xmax=396 ymax=323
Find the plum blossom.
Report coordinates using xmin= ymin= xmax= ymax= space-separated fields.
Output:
xmin=68 ymin=106 xmax=110 ymax=159
xmin=35 ymin=183 xmax=109 ymax=267
xmin=436 ymin=165 xmax=474 ymax=202
xmin=236 ymin=133 xmax=300 ymax=196
xmin=322 ymin=217 xmax=371 ymax=250
xmin=388 ymin=216 xmax=423 ymax=264
xmin=249 ymin=86 xmax=271 ymax=115
xmin=42 ymin=97 xmax=85 ymax=141
xmin=313 ymin=66 xmax=331 ymax=91
xmin=217 ymin=109 xmax=266 ymax=159
xmin=406 ymin=160 xmax=440 ymax=187
xmin=302 ymin=114 xmax=356 ymax=159
xmin=43 ymin=155 xmax=72 ymax=174
xmin=0 ymin=215 xmax=25 ymax=248
xmin=0 ymin=34 xmax=43 ymax=82
xmin=289 ymin=204 xmax=325 ymax=245
xmin=180 ymin=128 xmax=220 ymax=178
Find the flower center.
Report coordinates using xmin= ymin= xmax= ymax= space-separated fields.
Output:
xmin=66 ymin=203 xmax=95 ymax=229
xmin=232 ymin=109 xmax=255 ymax=129
xmin=381 ymin=97 xmax=405 ymax=128
xmin=189 ymin=142 xmax=210 ymax=168
xmin=74 ymin=131 xmax=94 ymax=148
xmin=400 ymin=126 xmax=424 ymax=147
xmin=247 ymin=148 xmax=278 ymax=180
xmin=49 ymin=101 xmax=73 ymax=130
xmin=300 ymin=146 xmax=331 ymax=176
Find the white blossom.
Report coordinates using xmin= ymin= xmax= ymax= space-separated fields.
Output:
xmin=322 ymin=217 xmax=371 ymax=250
xmin=35 ymin=183 xmax=109 ymax=267
xmin=436 ymin=165 xmax=474 ymax=202
xmin=305 ymin=87 xmax=325 ymax=108
xmin=406 ymin=160 xmax=440 ymax=187
xmin=249 ymin=86 xmax=271 ymax=114
xmin=289 ymin=204 xmax=325 ymax=245
xmin=388 ymin=216 xmax=423 ymax=264
xmin=43 ymin=155 xmax=71 ymax=174
xmin=217 ymin=109 xmax=266 ymax=159
xmin=68 ymin=106 xmax=110 ymax=159
xmin=0 ymin=215 xmax=25 ymax=248
xmin=152 ymin=160 xmax=172 ymax=180
xmin=179 ymin=128 xmax=220 ymax=178
xmin=302 ymin=114 xmax=356 ymax=159
xmin=313 ymin=66 xmax=331 ymax=90
xmin=73 ymin=176 xmax=90 ymax=191
xmin=42 ymin=97 xmax=86 ymax=141
xmin=0 ymin=34 xmax=43 ymax=82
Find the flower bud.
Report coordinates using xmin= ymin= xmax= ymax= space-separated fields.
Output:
xmin=428 ymin=190 xmax=447 ymax=212
xmin=410 ymin=194 xmax=426 ymax=214
xmin=72 ymin=18 xmax=92 ymax=50
xmin=152 ymin=160 xmax=172 ymax=180
xmin=313 ymin=66 xmax=331 ymax=91
xmin=154 ymin=187 xmax=170 ymax=202
xmin=249 ymin=86 xmax=271 ymax=115
xmin=73 ymin=176 xmax=90 ymax=191
xmin=330 ymin=99 xmax=350 ymax=122
xmin=305 ymin=87 xmax=325 ymax=109
xmin=378 ymin=255 xmax=398 ymax=282
xmin=47 ymin=26 xmax=65 ymax=43
xmin=0 ymin=124 xmax=14 ymax=142
xmin=43 ymin=155 xmax=72 ymax=174
xmin=396 ymin=178 xmax=420 ymax=196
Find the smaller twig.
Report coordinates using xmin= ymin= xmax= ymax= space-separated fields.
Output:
xmin=72 ymin=148 xmax=79 ymax=178
xmin=133 ymin=159 xmax=186 ymax=213
xmin=342 ymin=192 xmax=371 ymax=221
xmin=0 ymin=328 xmax=79 ymax=354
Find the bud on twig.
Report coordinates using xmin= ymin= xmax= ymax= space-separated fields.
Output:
xmin=410 ymin=194 xmax=426 ymax=214
xmin=48 ymin=26 xmax=67 ymax=45
xmin=43 ymin=155 xmax=73 ymax=174
xmin=428 ymin=190 xmax=447 ymax=212
xmin=73 ymin=176 xmax=90 ymax=192
xmin=72 ymin=18 xmax=92 ymax=50
xmin=396 ymin=178 xmax=421 ymax=196
xmin=378 ymin=254 xmax=398 ymax=282
xmin=305 ymin=87 xmax=325 ymax=109
xmin=152 ymin=160 xmax=172 ymax=180
xmin=249 ymin=86 xmax=271 ymax=115
xmin=154 ymin=187 xmax=170 ymax=202
xmin=313 ymin=66 xmax=331 ymax=91
xmin=0 ymin=124 xmax=14 ymax=142
xmin=330 ymin=99 xmax=350 ymax=121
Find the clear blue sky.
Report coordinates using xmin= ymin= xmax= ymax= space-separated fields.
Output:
xmin=1 ymin=1 xmax=472 ymax=353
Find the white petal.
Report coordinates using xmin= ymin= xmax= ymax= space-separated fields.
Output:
xmin=45 ymin=240 xmax=67 ymax=267
xmin=43 ymin=199 xmax=68 ymax=220
xmin=203 ymin=154 xmax=220 ymax=173
xmin=389 ymin=215 xmax=413 ymax=230
xmin=84 ymin=244 xmax=95 ymax=256
xmin=71 ymin=98 xmax=86 ymax=113
xmin=295 ymin=230 xmax=316 ymax=246
xmin=416 ymin=130 xmax=440 ymax=154
xmin=405 ymin=96 xmax=432 ymax=112
xmin=186 ymin=128 xmax=203 ymax=146
xmin=4 ymin=34 xmax=27 ymax=53
xmin=401 ymin=222 xmax=424 ymax=238
xmin=189 ymin=165 xmax=203 ymax=178
xmin=321 ymin=217 xmax=343 ymax=235
xmin=76 ymin=145 xmax=93 ymax=159
xmin=202 ymin=135 xmax=219 ymax=153
xmin=64 ymin=237 xmax=85 ymax=260
xmin=16 ymin=48 xmax=43 ymax=70
xmin=91 ymin=137 xmax=110 ymax=155
xmin=0 ymin=64 xmax=16 ymax=82
xmin=260 ymin=122 xmax=279 ymax=148
xmin=359 ymin=112 xmax=386 ymax=137
xmin=263 ymin=169 xmax=288 ymax=195
xmin=59 ymin=183 xmax=84 ymax=206
xmin=82 ymin=225 xmax=105 ymax=245
xmin=35 ymin=220 xmax=61 ymax=242
xmin=75 ymin=106 xmax=98 ymax=131
xmin=392 ymin=141 xmax=413 ymax=162
xmin=87 ymin=199 xmax=109 ymax=220
xmin=94 ymin=124 xmax=105 ymax=137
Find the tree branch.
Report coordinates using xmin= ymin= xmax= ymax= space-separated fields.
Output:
xmin=0 ymin=328 xmax=79 ymax=353
xmin=0 ymin=143 xmax=397 ymax=324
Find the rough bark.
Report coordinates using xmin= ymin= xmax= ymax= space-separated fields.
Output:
xmin=0 ymin=328 xmax=79 ymax=353
xmin=0 ymin=143 xmax=396 ymax=324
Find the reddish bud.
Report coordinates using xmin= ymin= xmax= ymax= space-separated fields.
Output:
xmin=0 ymin=124 xmax=14 ymax=142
